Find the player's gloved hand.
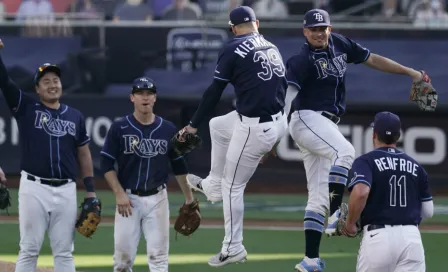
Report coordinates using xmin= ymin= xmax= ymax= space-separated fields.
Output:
xmin=260 ymin=141 xmax=280 ymax=164
xmin=116 ymin=191 xmax=133 ymax=217
xmin=174 ymin=198 xmax=201 ymax=238
xmin=410 ymin=70 xmax=438 ymax=112
xmin=334 ymin=203 xmax=362 ymax=238
xmin=171 ymin=127 xmax=202 ymax=157
xmin=75 ymin=197 xmax=102 ymax=238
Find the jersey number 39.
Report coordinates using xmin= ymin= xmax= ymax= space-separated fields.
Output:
xmin=253 ymin=49 xmax=285 ymax=81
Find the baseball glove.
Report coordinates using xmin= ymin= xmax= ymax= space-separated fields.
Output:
xmin=334 ymin=203 xmax=362 ymax=238
xmin=0 ymin=183 xmax=11 ymax=213
xmin=171 ymin=128 xmax=202 ymax=157
xmin=174 ymin=198 xmax=201 ymax=237
xmin=410 ymin=70 xmax=438 ymax=112
xmin=75 ymin=197 xmax=102 ymax=238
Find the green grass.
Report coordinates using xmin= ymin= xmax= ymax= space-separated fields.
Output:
xmin=2 ymin=189 xmax=448 ymax=224
xmin=0 ymin=223 xmax=445 ymax=272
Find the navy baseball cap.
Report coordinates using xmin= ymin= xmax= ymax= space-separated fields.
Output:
xmin=229 ymin=6 xmax=257 ymax=27
xmin=370 ymin=111 xmax=401 ymax=139
xmin=303 ymin=9 xmax=331 ymax=28
xmin=131 ymin=77 xmax=157 ymax=94
xmin=34 ymin=63 xmax=61 ymax=85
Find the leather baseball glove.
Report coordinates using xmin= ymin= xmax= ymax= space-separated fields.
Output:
xmin=0 ymin=182 xmax=11 ymax=214
xmin=75 ymin=197 xmax=101 ymax=238
xmin=410 ymin=70 xmax=438 ymax=112
xmin=174 ymin=198 xmax=201 ymax=237
xmin=334 ymin=203 xmax=362 ymax=238
xmin=171 ymin=128 xmax=202 ymax=157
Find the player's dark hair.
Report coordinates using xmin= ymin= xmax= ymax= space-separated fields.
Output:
xmin=377 ymin=133 xmax=400 ymax=145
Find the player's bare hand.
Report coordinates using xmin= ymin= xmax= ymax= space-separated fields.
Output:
xmin=0 ymin=167 xmax=6 ymax=184
xmin=342 ymin=222 xmax=359 ymax=238
xmin=0 ymin=39 xmax=3 ymax=49
xmin=116 ymin=191 xmax=133 ymax=217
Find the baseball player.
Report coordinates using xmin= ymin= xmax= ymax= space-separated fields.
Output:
xmin=182 ymin=6 xmax=288 ymax=267
xmin=100 ymin=77 xmax=198 ymax=272
xmin=0 ymin=39 xmax=97 ymax=272
xmin=283 ymin=9 xmax=434 ymax=272
xmin=338 ymin=111 xmax=434 ymax=271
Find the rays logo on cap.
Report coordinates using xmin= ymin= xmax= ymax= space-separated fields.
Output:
xmin=139 ymin=78 xmax=149 ymax=82
xmin=314 ymin=13 xmax=324 ymax=21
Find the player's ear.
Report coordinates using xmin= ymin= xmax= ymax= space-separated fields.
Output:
xmin=129 ymin=94 xmax=134 ymax=103
xmin=256 ymin=20 xmax=259 ymax=28
xmin=328 ymin=26 xmax=332 ymax=33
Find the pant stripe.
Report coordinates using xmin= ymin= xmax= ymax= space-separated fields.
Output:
xmin=226 ymin=127 xmax=251 ymax=256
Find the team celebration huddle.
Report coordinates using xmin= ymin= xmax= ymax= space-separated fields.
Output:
xmin=0 ymin=4 xmax=439 ymax=272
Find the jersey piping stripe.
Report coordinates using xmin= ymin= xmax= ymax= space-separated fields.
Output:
xmin=44 ymin=109 xmax=55 ymax=178
xmin=60 ymin=105 xmax=68 ymax=115
xmin=57 ymin=128 xmax=62 ymax=178
xmin=348 ymin=180 xmax=371 ymax=188
xmin=329 ymin=43 xmax=341 ymax=114
xmin=287 ymin=80 xmax=301 ymax=90
xmin=14 ymin=89 xmax=23 ymax=113
xmin=145 ymin=117 xmax=163 ymax=191
xmin=100 ymin=151 xmax=116 ymax=160
xmin=78 ymin=138 xmax=90 ymax=146
xmin=126 ymin=116 xmax=144 ymax=190
xmin=373 ymin=149 xmax=404 ymax=155
xmin=422 ymin=197 xmax=433 ymax=202
xmin=226 ymin=127 xmax=251 ymax=256
xmin=214 ymin=76 xmax=230 ymax=82
xmin=298 ymin=111 xmax=339 ymax=165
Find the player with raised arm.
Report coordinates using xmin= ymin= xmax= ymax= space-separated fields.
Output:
xmin=282 ymin=9 xmax=437 ymax=272
xmin=100 ymin=77 xmax=201 ymax=272
xmin=181 ymin=6 xmax=288 ymax=267
xmin=0 ymin=39 xmax=99 ymax=272
xmin=336 ymin=111 xmax=433 ymax=271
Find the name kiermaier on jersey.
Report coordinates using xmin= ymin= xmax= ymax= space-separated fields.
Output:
xmin=233 ymin=36 xmax=274 ymax=58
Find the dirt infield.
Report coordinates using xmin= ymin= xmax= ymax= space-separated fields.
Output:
xmin=1 ymin=215 xmax=447 ymax=231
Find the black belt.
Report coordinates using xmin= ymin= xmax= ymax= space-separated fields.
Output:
xmin=238 ymin=109 xmax=284 ymax=124
xmin=130 ymin=184 xmax=166 ymax=197
xmin=27 ymin=174 xmax=71 ymax=187
xmin=367 ymin=224 xmax=417 ymax=232
xmin=321 ymin=112 xmax=340 ymax=124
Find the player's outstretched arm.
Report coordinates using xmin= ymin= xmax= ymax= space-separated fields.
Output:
xmin=184 ymin=79 xmax=228 ymax=134
xmin=363 ymin=53 xmax=423 ymax=82
xmin=0 ymin=39 xmax=23 ymax=111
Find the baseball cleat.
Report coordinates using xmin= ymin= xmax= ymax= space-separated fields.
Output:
xmin=208 ymin=249 xmax=248 ymax=267
xmin=186 ymin=174 xmax=222 ymax=203
xmin=295 ymin=256 xmax=326 ymax=272
xmin=325 ymin=206 xmax=344 ymax=236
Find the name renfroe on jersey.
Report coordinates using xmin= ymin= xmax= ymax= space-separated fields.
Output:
xmin=234 ymin=36 xmax=274 ymax=58
xmin=123 ymin=135 xmax=168 ymax=158
xmin=374 ymin=156 xmax=419 ymax=177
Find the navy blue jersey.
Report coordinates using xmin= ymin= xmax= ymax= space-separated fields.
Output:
xmin=214 ymin=32 xmax=287 ymax=117
xmin=1 ymin=86 xmax=89 ymax=180
xmin=100 ymin=115 xmax=188 ymax=191
xmin=286 ymin=33 xmax=370 ymax=116
xmin=348 ymin=147 xmax=432 ymax=227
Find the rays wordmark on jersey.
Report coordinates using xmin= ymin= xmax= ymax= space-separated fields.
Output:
xmin=123 ymin=135 xmax=168 ymax=158
xmin=314 ymin=53 xmax=348 ymax=79
xmin=34 ymin=110 xmax=76 ymax=137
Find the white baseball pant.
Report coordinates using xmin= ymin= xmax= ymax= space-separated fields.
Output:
xmin=289 ymin=110 xmax=355 ymax=230
xmin=200 ymin=110 xmax=287 ymax=256
xmin=357 ymin=225 xmax=426 ymax=271
xmin=15 ymin=171 xmax=77 ymax=272
xmin=113 ymin=188 xmax=169 ymax=272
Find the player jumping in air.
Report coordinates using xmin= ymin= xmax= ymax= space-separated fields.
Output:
xmin=182 ymin=6 xmax=288 ymax=267
xmin=282 ymin=9 xmax=435 ymax=272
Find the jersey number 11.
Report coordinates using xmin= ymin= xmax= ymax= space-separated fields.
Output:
xmin=389 ymin=175 xmax=407 ymax=207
